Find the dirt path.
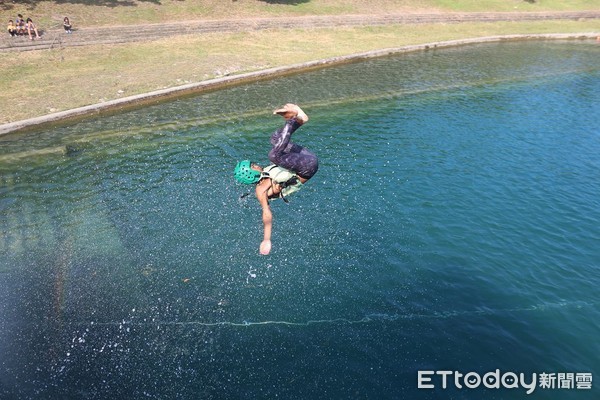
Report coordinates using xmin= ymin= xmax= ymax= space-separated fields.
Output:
xmin=2 ymin=11 xmax=599 ymax=52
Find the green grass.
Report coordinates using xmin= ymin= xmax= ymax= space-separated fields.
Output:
xmin=2 ymin=0 xmax=598 ymax=29
xmin=434 ymin=0 xmax=599 ymax=12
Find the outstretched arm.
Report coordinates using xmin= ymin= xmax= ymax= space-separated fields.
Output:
xmin=256 ymin=179 xmax=273 ymax=255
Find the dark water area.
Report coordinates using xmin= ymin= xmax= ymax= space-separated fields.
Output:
xmin=1 ymin=41 xmax=599 ymax=399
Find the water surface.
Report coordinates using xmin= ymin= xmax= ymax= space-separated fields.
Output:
xmin=1 ymin=41 xmax=599 ymax=399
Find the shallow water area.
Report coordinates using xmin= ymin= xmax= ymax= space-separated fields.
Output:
xmin=1 ymin=41 xmax=599 ymax=399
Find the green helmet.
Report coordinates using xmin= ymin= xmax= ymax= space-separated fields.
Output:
xmin=234 ymin=160 xmax=261 ymax=184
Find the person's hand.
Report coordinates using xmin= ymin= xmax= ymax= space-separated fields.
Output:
xmin=259 ymin=240 xmax=272 ymax=255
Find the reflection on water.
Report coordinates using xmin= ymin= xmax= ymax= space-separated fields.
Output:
xmin=1 ymin=41 xmax=599 ymax=399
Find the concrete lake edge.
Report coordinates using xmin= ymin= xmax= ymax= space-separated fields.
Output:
xmin=1 ymin=33 xmax=598 ymax=137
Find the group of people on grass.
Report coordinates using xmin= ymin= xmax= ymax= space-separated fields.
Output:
xmin=7 ymin=15 xmax=73 ymax=40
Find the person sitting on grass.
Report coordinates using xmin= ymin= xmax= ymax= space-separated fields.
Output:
xmin=7 ymin=20 xmax=17 ymax=37
xmin=25 ymin=18 xmax=41 ymax=40
xmin=15 ymin=14 xmax=26 ymax=35
xmin=63 ymin=17 xmax=72 ymax=34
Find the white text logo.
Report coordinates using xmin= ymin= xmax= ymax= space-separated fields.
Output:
xmin=417 ymin=370 xmax=592 ymax=395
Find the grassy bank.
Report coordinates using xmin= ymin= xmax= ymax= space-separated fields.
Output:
xmin=3 ymin=0 xmax=598 ymax=29
xmin=1 ymin=1 xmax=598 ymax=125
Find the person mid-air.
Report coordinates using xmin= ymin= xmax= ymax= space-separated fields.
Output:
xmin=233 ymin=104 xmax=319 ymax=255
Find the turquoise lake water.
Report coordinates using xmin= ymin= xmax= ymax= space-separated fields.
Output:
xmin=0 ymin=41 xmax=599 ymax=399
